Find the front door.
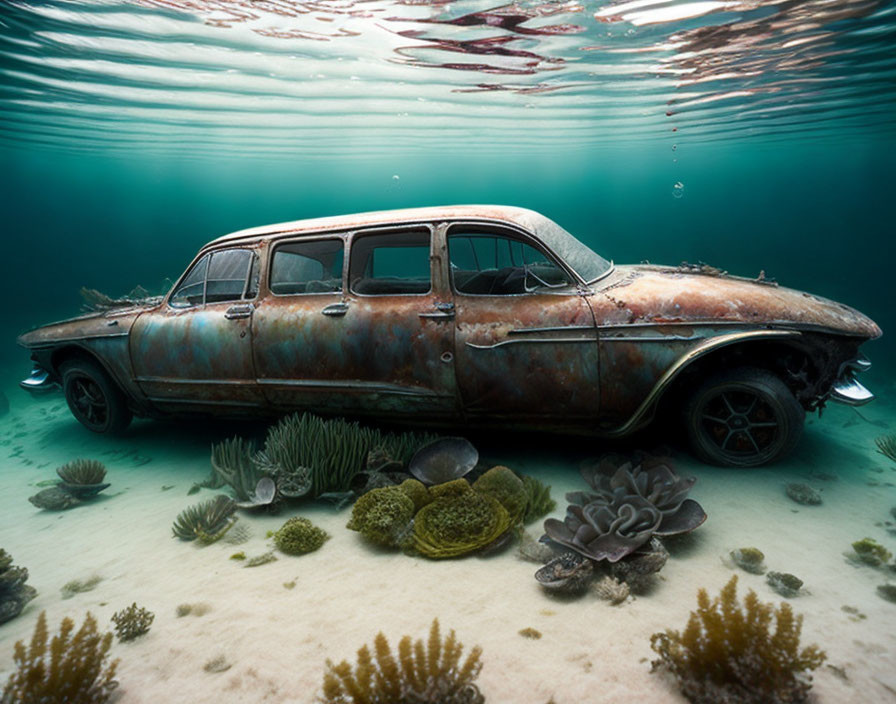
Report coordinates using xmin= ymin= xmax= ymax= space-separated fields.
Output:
xmin=252 ymin=225 xmax=457 ymax=419
xmin=130 ymin=246 xmax=263 ymax=411
xmin=445 ymin=222 xmax=601 ymax=427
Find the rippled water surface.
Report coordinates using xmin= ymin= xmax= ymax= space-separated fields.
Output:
xmin=2 ymin=0 xmax=895 ymax=155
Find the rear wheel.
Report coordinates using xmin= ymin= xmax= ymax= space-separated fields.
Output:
xmin=61 ymin=359 xmax=132 ymax=434
xmin=684 ymin=367 xmax=804 ymax=467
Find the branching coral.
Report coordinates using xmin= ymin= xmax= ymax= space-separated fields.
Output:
xmin=273 ymin=517 xmax=330 ymax=555
xmin=111 ymin=603 xmax=154 ymax=642
xmin=171 ymin=495 xmax=237 ymax=543
xmin=2 ymin=611 xmax=119 ymax=703
xmin=318 ymin=618 xmax=484 ymax=704
xmin=650 ymin=576 xmax=825 ymax=704
xmin=0 ymin=550 xmax=37 ymax=625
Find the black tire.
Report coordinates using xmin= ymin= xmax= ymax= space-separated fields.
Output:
xmin=61 ymin=359 xmax=133 ymax=434
xmin=684 ymin=367 xmax=804 ymax=467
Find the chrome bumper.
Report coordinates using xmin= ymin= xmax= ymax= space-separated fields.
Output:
xmin=830 ymin=355 xmax=874 ymax=406
xmin=20 ymin=366 xmax=59 ymax=394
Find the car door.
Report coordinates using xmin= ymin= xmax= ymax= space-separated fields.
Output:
xmin=130 ymin=246 xmax=264 ymax=410
xmin=252 ymin=225 xmax=457 ymax=419
xmin=444 ymin=222 xmax=601 ymax=426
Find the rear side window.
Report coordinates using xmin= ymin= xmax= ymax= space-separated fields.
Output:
xmin=270 ymin=239 xmax=344 ymax=295
xmin=349 ymin=229 xmax=431 ymax=295
xmin=170 ymin=248 xmax=257 ymax=307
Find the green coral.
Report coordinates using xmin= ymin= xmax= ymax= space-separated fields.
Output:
xmin=110 ymin=603 xmax=154 ymax=642
xmin=520 ymin=475 xmax=556 ymax=524
xmin=56 ymin=459 xmax=106 ymax=485
xmin=273 ymin=517 xmax=330 ymax=555
xmin=397 ymin=478 xmax=431 ymax=511
xmin=650 ymin=575 xmax=826 ymax=704
xmin=472 ymin=466 xmax=527 ymax=524
xmin=851 ymin=537 xmax=892 ymax=567
xmin=2 ymin=611 xmax=119 ymax=703
xmin=171 ymin=495 xmax=237 ymax=544
xmin=413 ymin=481 xmax=511 ymax=559
xmin=318 ymin=618 xmax=484 ymax=704
xmin=347 ymin=486 xmax=416 ymax=548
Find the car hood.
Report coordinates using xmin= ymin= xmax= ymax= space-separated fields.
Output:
xmin=592 ymin=264 xmax=881 ymax=338
xmin=17 ymin=304 xmax=157 ymax=349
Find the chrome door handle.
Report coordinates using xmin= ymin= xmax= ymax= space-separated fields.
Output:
xmin=322 ymin=302 xmax=349 ymax=317
xmin=224 ymin=304 xmax=254 ymax=320
xmin=419 ymin=302 xmax=455 ymax=320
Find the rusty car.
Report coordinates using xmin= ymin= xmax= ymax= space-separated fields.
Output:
xmin=18 ymin=205 xmax=881 ymax=466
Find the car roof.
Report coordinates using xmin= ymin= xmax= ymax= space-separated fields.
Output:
xmin=206 ymin=204 xmax=543 ymax=248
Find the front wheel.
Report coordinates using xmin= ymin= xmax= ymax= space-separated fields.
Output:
xmin=684 ymin=367 xmax=804 ymax=467
xmin=61 ymin=359 xmax=132 ymax=434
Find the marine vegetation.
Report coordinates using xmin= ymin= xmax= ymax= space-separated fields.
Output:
xmin=208 ymin=437 xmax=266 ymax=502
xmin=318 ymin=618 xmax=484 ymax=704
xmin=545 ymin=454 xmax=706 ymax=563
xmin=650 ymin=576 xmax=826 ymax=704
xmin=0 ymin=549 xmax=37 ymax=625
xmin=244 ymin=552 xmax=277 ymax=567
xmin=472 ymin=467 xmax=528 ymax=524
xmin=111 ymin=603 xmax=154 ymax=642
xmin=61 ymin=576 xmax=102 ymax=600
xmin=850 ymin=537 xmax=892 ymax=567
xmin=767 ymin=572 xmax=803 ymax=599
xmin=413 ymin=480 xmax=512 ymax=559
xmin=875 ymin=434 xmax=896 ymax=462
xmin=347 ymin=485 xmax=417 ymax=548
xmin=171 ymin=495 xmax=237 ymax=543
xmin=730 ymin=547 xmax=766 ymax=574
xmin=2 ymin=611 xmax=119 ymax=703
xmin=408 ymin=437 xmax=479 ymax=486
xmin=520 ymin=475 xmax=555 ymax=525
xmin=273 ymin=517 xmax=330 ymax=555
xmin=56 ymin=459 xmax=109 ymax=499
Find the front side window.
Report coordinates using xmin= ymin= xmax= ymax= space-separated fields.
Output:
xmin=349 ymin=229 xmax=431 ymax=295
xmin=447 ymin=227 xmax=572 ymax=295
xmin=270 ymin=238 xmax=344 ymax=295
xmin=170 ymin=248 xmax=257 ymax=307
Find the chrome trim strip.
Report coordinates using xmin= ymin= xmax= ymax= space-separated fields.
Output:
xmin=604 ymin=329 xmax=801 ymax=437
xmin=466 ymin=337 xmax=595 ymax=350
xmin=601 ymin=335 xmax=700 ymax=342
xmin=136 ymin=377 xmax=256 ymax=386
xmin=508 ymin=325 xmax=594 ymax=335
xmin=27 ymin=332 xmax=130 ymax=347
xmin=146 ymin=397 xmax=263 ymax=407
xmin=830 ymin=378 xmax=874 ymax=406
xmin=257 ymin=378 xmax=447 ymax=397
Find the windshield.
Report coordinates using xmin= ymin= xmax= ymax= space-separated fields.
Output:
xmin=516 ymin=211 xmax=612 ymax=283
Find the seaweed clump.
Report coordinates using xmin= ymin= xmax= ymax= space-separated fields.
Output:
xmin=347 ymin=485 xmax=417 ymax=548
xmin=111 ymin=603 xmax=154 ymax=642
xmin=171 ymin=495 xmax=237 ymax=543
xmin=520 ymin=475 xmax=555 ymax=525
xmin=650 ymin=576 xmax=825 ymax=704
xmin=318 ymin=618 xmax=484 ymax=704
xmin=875 ymin=434 xmax=896 ymax=462
xmin=273 ymin=517 xmax=330 ymax=555
xmin=56 ymin=460 xmax=109 ymax=499
xmin=0 ymin=550 xmax=37 ymax=625
xmin=2 ymin=611 xmax=118 ymax=703
xmin=850 ymin=537 xmax=892 ymax=567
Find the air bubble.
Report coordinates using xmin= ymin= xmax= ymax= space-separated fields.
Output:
xmin=671 ymin=144 xmax=677 ymax=151
xmin=392 ymin=175 xmax=400 ymax=181
xmin=672 ymin=181 xmax=684 ymax=199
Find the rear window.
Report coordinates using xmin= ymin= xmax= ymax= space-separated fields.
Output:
xmin=349 ymin=229 xmax=432 ymax=296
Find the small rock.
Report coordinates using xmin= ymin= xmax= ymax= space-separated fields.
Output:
xmin=767 ymin=571 xmax=803 ymax=598
xmin=877 ymin=584 xmax=896 ymax=603
xmin=535 ymin=552 xmax=593 ymax=595
xmin=786 ymin=483 xmax=822 ymax=506
xmin=730 ymin=547 xmax=766 ymax=575
xmin=28 ymin=487 xmax=81 ymax=510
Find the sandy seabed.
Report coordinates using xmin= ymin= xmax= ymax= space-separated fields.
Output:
xmin=1 ymin=378 xmax=895 ymax=704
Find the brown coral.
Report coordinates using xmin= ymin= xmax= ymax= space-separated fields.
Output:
xmin=650 ymin=576 xmax=825 ymax=704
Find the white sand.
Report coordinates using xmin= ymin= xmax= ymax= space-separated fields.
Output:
xmin=1 ymin=380 xmax=895 ymax=703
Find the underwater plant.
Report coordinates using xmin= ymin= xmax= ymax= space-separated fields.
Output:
xmin=0 ymin=549 xmax=37 ymax=625
xmin=111 ymin=603 xmax=154 ymax=642
xmin=347 ymin=485 xmax=417 ymax=548
xmin=850 ymin=537 xmax=892 ymax=567
xmin=471 ymin=466 xmax=528 ymax=524
xmin=56 ymin=459 xmax=109 ymax=499
xmin=2 ymin=611 xmax=119 ymax=703
xmin=875 ymin=434 xmax=896 ymax=462
xmin=318 ymin=618 xmax=484 ymax=704
xmin=413 ymin=480 xmax=512 ymax=559
xmin=273 ymin=517 xmax=330 ymax=555
xmin=650 ymin=575 xmax=826 ymax=704
xmin=520 ymin=475 xmax=556 ymax=525
xmin=171 ymin=495 xmax=237 ymax=543
xmin=208 ymin=437 xmax=266 ymax=501
xmin=61 ymin=575 xmax=102 ymax=600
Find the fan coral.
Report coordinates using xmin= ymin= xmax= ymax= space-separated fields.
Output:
xmin=318 ymin=618 xmax=484 ymax=704
xmin=2 ymin=611 xmax=118 ymax=703
xmin=171 ymin=495 xmax=237 ymax=543
xmin=413 ymin=481 xmax=511 ymax=559
xmin=520 ymin=475 xmax=556 ymax=525
xmin=274 ymin=517 xmax=330 ymax=555
xmin=347 ymin=486 xmax=416 ymax=548
xmin=850 ymin=537 xmax=892 ymax=567
xmin=650 ymin=576 xmax=826 ymax=704
xmin=875 ymin=434 xmax=896 ymax=462
xmin=56 ymin=460 xmax=109 ymax=499
xmin=111 ymin=603 xmax=154 ymax=642
xmin=471 ymin=467 xmax=527 ymax=524
xmin=0 ymin=550 xmax=37 ymax=625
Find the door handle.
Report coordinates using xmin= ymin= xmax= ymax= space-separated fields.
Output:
xmin=419 ymin=302 xmax=455 ymax=320
xmin=322 ymin=302 xmax=349 ymax=317
xmin=224 ymin=304 xmax=254 ymax=320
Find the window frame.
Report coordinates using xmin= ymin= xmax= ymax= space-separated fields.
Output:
xmin=347 ymin=224 xmax=435 ymax=298
xmin=167 ymin=246 xmax=259 ymax=309
xmin=268 ymin=235 xmax=347 ymax=298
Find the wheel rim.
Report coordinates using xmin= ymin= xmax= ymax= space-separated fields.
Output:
xmin=698 ymin=387 xmax=782 ymax=462
xmin=70 ymin=376 xmax=109 ymax=428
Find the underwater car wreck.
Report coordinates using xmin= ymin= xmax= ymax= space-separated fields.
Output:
xmin=17 ymin=205 xmax=881 ymax=467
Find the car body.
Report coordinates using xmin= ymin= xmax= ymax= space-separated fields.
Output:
xmin=18 ymin=205 xmax=881 ymax=466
